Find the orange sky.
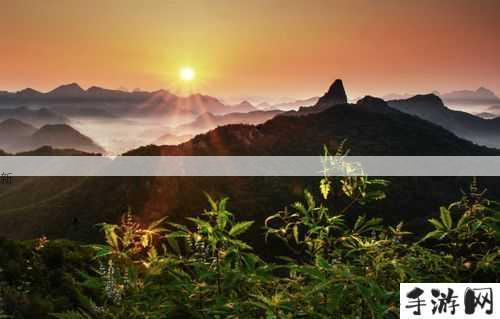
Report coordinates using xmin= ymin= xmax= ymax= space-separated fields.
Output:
xmin=1 ymin=0 xmax=499 ymax=99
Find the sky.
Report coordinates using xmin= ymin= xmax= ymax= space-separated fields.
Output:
xmin=1 ymin=0 xmax=499 ymax=100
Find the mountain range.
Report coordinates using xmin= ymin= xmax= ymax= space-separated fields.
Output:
xmin=0 ymin=84 xmax=259 ymax=121
xmin=0 ymin=119 xmax=104 ymax=154
xmin=388 ymin=94 xmax=500 ymax=149
xmin=1 ymin=79 xmax=498 ymax=244
xmin=0 ymin=106 xmax=68 ymax=126
xmin=440 ymin=87 xmax=500 ymax=106
xmin=258 ymin=97 xmax=319 ymax=111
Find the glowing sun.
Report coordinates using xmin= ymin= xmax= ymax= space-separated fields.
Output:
xmin=179 ymin=67 xmax=195 ymax=81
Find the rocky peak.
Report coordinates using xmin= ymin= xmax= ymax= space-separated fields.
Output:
xmin=316 ymin=79 xmax=348 ymax=106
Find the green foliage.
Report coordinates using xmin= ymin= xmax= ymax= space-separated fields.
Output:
xmin=0 ymin=239 xmax=98 ymax=319
xmin=1 ymin=148 xmax=499 ymax=318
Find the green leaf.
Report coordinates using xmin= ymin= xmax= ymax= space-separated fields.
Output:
xmin=147 ymin=216 xmax=167 ymax=230
xmin=167 ymin=237 xmax=181 ymax=255
xmin=168 ymin=222 xmax=190 ymax=232
xmin=440 ymin=207 xmax=453 ymax=229
xmin=89 ymin=245 xmax=112 ymax=258
xmin=428 ymin=218 xmax=445 ymax=230
xmin=205 ymin=192 xmax=218 ymax=211
xmin=229 ymin=221 xmax=254 ymax=237
xmin=305 ymin=190 xmax=316 ymax=210
xmin=422 ymin=230 xmax=446 ymax=242
xmin=320 ymin=178 xmax=331 ymax=200
xmin=293 ymin=225 xmax=300 ymax=243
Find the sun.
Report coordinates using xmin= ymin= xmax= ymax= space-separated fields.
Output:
xmin=179 ymin=67 xmax=195 ymax=81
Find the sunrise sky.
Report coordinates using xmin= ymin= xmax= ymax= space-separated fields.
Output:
xmin=1 ymin=0 xmax=499 ymax=100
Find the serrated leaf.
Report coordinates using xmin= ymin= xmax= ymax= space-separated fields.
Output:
xmin=229 ymin=221 xmax=254 ymax=237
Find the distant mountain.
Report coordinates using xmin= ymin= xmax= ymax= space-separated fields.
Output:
xmin=47 ymin=83 xmax=85 ymax=98
xmin=16 ymin=88 xmax=44 ymax=99
xmin=0 ymin=118 xmax=37 ymax=137
xmin=0 ymin=122 xmax=105 ymax=154
xmin=257 ymin=102 xmax=272 ymax=109
xmin=388 ymin=94 xmax=500 ymax=148
xmin=130 ymin=92 xmax=240 ymax=119
xmin=133 ymin=94 xmax=490 ymax=156
xmin=286 ymin=79 xmax=348 ymax=115
xmin=0 ymin=107 xmax=68 ymax=126
xmin=15 ymin=145 xmax=99 ymax=156
xmin=382 ymin=93 xmax=413 ymax=100
xmin=49 ymin=105 xmax=116 ymax=119
xmin=0 ymin=119 xmax=37 ymax=151
xmin=230 ymin=101 xmax=258 ymax=113
xmin=382 ymin=91 xmax=440 ymax=101
xmin=29 ymin=124 xmax=105 ymax=154
xmin=0 ymin=84 xmax=258 ymax=120
xmin=440 ymin=87 xmax=500 ymax=105
xmin=1 ymin=79 xmax=498 ymax=243
xmin=266 ymin=96 xmax=319 ymax=110
xmin=173 ymin=110 xmax=282 ymax=135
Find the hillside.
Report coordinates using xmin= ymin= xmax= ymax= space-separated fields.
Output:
xmin=0 ymin=118 xmax=37 ymax=137
xmin=0 ymin=122 xmax=105 ymax=154
xmin=15 ymin=145 xmax=101 ymax=156
xmin=29 ymin=124 xmax=105 ymax=154
xmin=388 ymin=94 xmax=500 ymax=148
xmin=0 ymin=119 xmax=37 ymax=151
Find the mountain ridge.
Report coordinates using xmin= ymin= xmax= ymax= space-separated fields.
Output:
xmin=0 ymin=119 xmax=105 ymax=154
xmin=1 ymin=80 xmax=499 ymax=242
xmin=388 ymin=94 xmax=500 ymax=149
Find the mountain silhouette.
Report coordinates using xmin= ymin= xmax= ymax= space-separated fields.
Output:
xmin=0 ymin=121 xmax=104 ymax=154
xmin=289 ymin=79 xmax=348 ymax=115
xmin=230 ymin=101 xmax=258 ymax=113
xmin=29 ymin=124 xmax=105 ymax=153
xmin=263 ymin=97 xmax=319 ymax=111
xmin=15 ymin=145 xmax=99 ymax=156
xmin=0 ymin=107 xmax=68 ymax=126
xmin=0 ymin=119 xmax=37 ymax=151
xmin=388 ymin=94 xmax=500 ymax=148
xmin=16 ymin=88 xmax=43 ymax=98
xmin=47 ymin=83 xmax=85 ymax=98
xmin=0 ymin=83 xmax=263 ymax=119
xmin=1 ymin=80 xmax=498 ymax=244
xmin=0 ymin=118 xmax=37 ymax=136
xmin=440 ymin=87 xmax=500 ymax=105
